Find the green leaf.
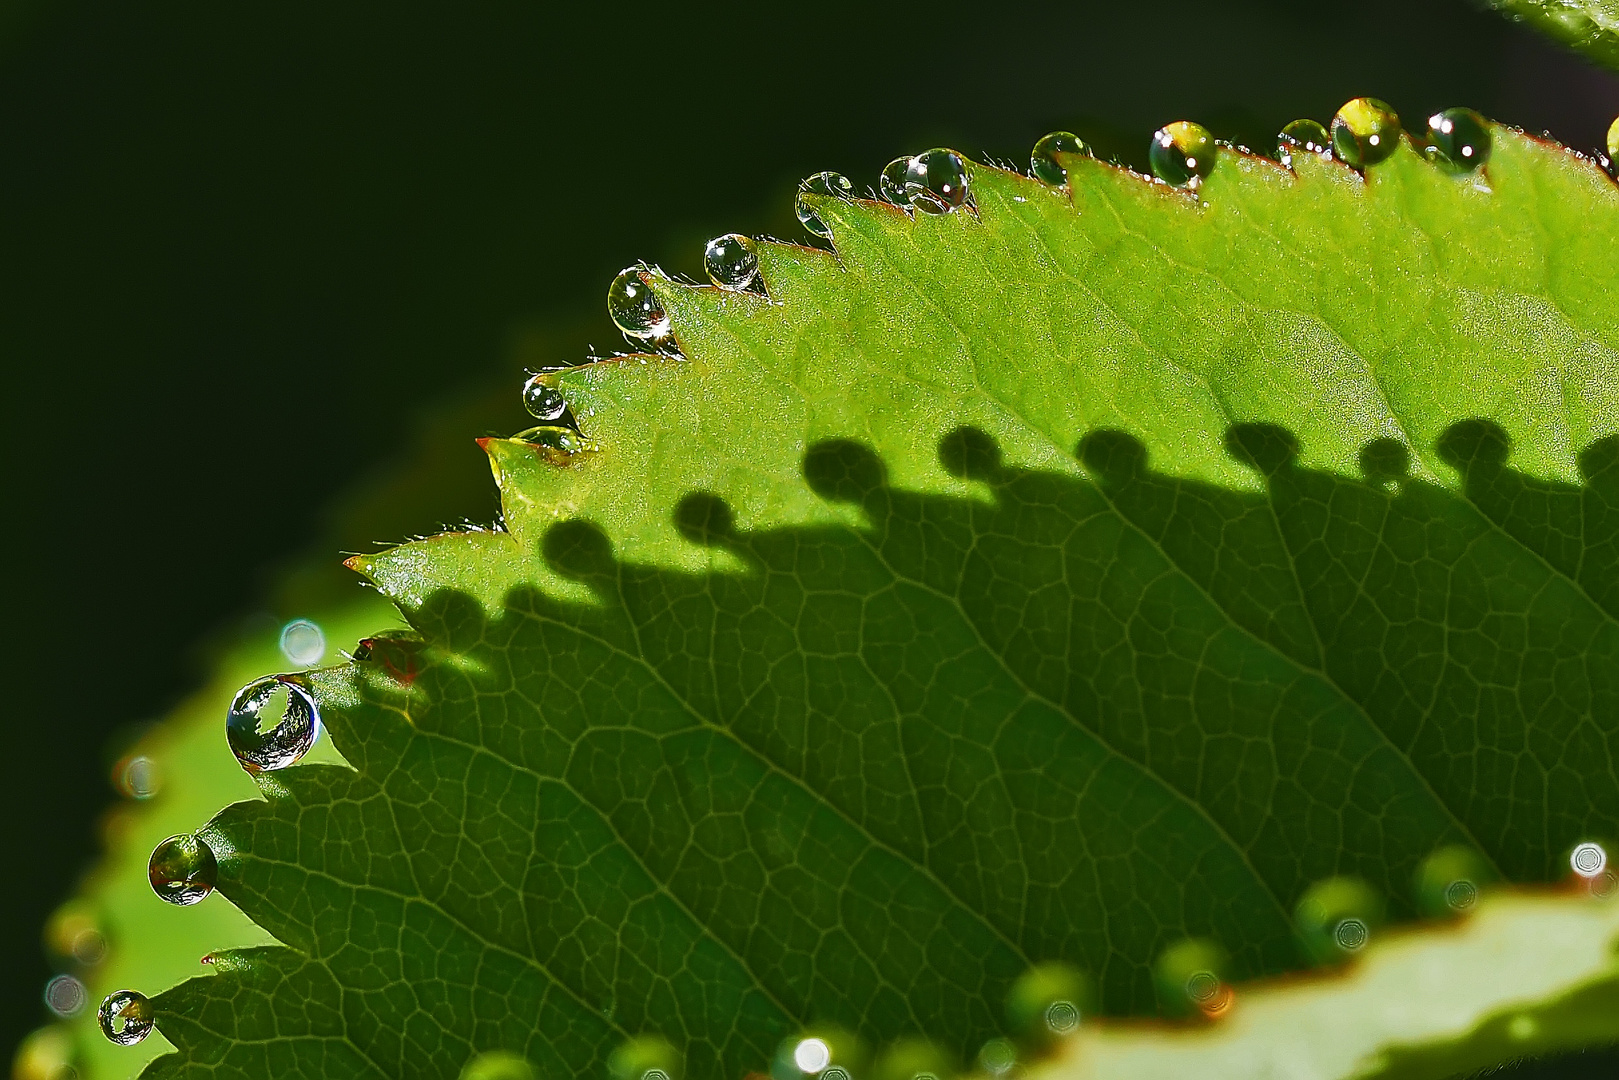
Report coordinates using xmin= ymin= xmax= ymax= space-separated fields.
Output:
xmin=134 ymin=125 xmax=1619 ymax=1080
xmin=1485 ymin=0 xmax=1619 ymax=72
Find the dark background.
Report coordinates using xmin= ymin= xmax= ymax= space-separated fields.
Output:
xmin=2 ymin=0 xmax=1616 ymax=1074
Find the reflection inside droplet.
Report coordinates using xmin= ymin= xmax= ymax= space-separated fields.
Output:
xmin=278 ymin=619 xmax=325 ymax=667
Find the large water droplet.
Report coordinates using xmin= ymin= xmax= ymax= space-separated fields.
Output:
xmin=1294 ymin=876 xmax=1385 ymax=964
xmin=1276 ymin=119 xmax=1329 ymax=168
xmin=772 ymin=1028 xmax=866 ymax=1080
xmin=98 ymin=990 xmax=153 ymax=1046
xmin=795 ymin=172 xmax=854 ymax=238
xmin=278 ymin=618 xmax=325 ymax=667
xmin=1153 ymin=938 xmax=1232 ymax=1018
xmin=881 ymin=157 xmax=913 ymax=205
xmin=1331 ymin=98 xmax=1401 ymax=168
xmin=703 ymin=233 xmax=759 ymax=291
xmin=1425 ymin=108 xmax=1491 ymax=173
xmin=905 ymin=148 xmax=971 ymax=213
xmin=226 ymin=675 xmax=319 ymax=773
xmin=1030 ymin=131 xmax=1091 ymax=186
xmin=873 ymin=1037 xmax=954 ymax=1080
xmin=521 ymin=373 xmax=567 ymax=422
xmin=607 ymin=268 xmax=670 ymax=341
xmin=1149 ymin=121 xmax=1217 ymax=187
xmin=1608 ymin=116 xmax=1619 ymax=168
xmin=43 ymin=975 xmax=87 ymax=1018
xmin=608 ymin=1036 xmax=682 ymax=1080
xmin=1005 ymin=961 xmax=1094 ymax=1046
xmin=1413 ymin=845 xmax=1496 ymax=918
xmin=149 ymin=834 xmax=218 ymax=906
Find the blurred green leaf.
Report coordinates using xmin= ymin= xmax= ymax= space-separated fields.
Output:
xmin=1486 ymin=0 xmax=1619 ymax=71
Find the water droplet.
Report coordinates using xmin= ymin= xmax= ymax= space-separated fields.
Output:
xmin=608 ymin=1036 xmax=682 ymax=1080
xmin=1149 ymin=121 xmax=1218 ymax=187
xmin=772 ymin=1029 xmax=866 ymax=1080
xmin=226 ymin=675 xmax=319 ymax=773
xmin=881 ymin=157 xmax=913 ymax=205
xmin=1607 ymin=116 xmax=1619 ymax=167
xmin=795 ymin=172 xmax=854 ymax=238
xmin=1153 ymin=938 xmax=1231 ymax=1018
xmin=278 ymin=618 xmax=325 ymax=667
xmin=1294 ymin=876 xmax=1385 ymax=964
xmin=43 ymin=975 xmax=86 ymax=1018
xmin=1425 ymin=108 xmax=1490 ymax=173
xmin=873 ymin=1037 xmax=954 ymax=1080
xmin=703 ymin=233 xmax=759 ymax=291
xmin=1029 ymin=131 xmax=1090 ymax=186
xmin=114 ymin=753 xmax=159 ymax=800
xmin=148 ymin=833 xmax=218 ymax=906
xmin=97 ymin=990 xmax=153 ymax=1046
xmin=1276 ymin=119 xmax=1329 ymax=168
xmin=607 ymin=267 xmax=670 ymax=340
xmin=1413 ymin=845 xmax=1496 ymax=917
xmin=521 ymin=373 xmax=567 ymax=422
xmin=976 ymin=1038 xmax=1018 ymax=1078
xmin=1571 ymin=840 xmax=1608 ymax=878
xmin=459 ymin=1050 xmax=538 ymax=1080
xmin=1330 ymin=98 xmax=1401 ymax=168
xmin=1005 ymin=961 xmax=1094 ymax=1045
xmin=905 ymin=148 xmax=971 ymax=213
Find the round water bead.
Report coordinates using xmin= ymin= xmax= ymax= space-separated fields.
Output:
xmin=703 ymin=233 xmax=759 ymax=291
xmin=608 ymin=1036 xmax=682 ymax=1080
xmin=1608 ymin=116 xmax=1619 ymax=165
xmin=607 ymin=267 xmax=670 ymax=340
xmin=771 ymin=1028 xmax=867 ymax=1080
xmin=880 ymin=157 xmax=913 ymax=205
xmin=905 ymin=148 xmax=971 ymax=213
xmin=1413 ymin=845 xmax=1496 ymax=918
xmin=149 ymin=833 xmax=219 ymax=906
xmin=872 ymin=1037 xmax=955 ymax=1080
xmin=521 ymin=372 xmax=567 ymax=422
xmin=795 ymin=171 xmax=854 ymax=238
xmin=98 ymin=989 xmax=154 ymax=1046
xmin=1030 ymin=131 xmax=1090 ymax=186
xmin=1005 ymin=961 xmax=1094 ymax=1046
xmin=1426 ymin=108 xmax=1491 ymax=172
xmin=1331 ymin=98 xmax=1401 ymax=168
xmin=1149 ymin=121 xmax=1218 ymax=187
xmin=1152 ymin=937 xmax=1231 ymax=1017
xmin=1276 ymin=119 xmax=1329 ymax=168
xmin=278 ymin=618 xmax=325 ymax=666
xmin=226 ymin=675 xmax=319 ymax=773
xmin=1294 ymin=876 xmax=1385 ymax=964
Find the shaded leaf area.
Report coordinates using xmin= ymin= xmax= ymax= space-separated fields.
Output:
xmin=149 ymin=419 xmax=1619 ymax=1080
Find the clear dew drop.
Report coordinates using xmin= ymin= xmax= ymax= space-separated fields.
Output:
xmin=98 ymin=989 xmax=154 ymax=1046
xmin=1148 ymin=121 xmax=1218 ymax=187
xmin=905 ymin=148 xmax=971 ymax=214
xmin=521 ymin=373 xmax=567 ymax=422
xmin=1330 ymin=97 xmax=1401 ymax=168
xmin=1276 ymin=119 xmax=1329 ymax=168
xmin=278 ymin=617 xmax=325 ymax=667
xmin=1425 ymin=107 xmax=1491 ymax=173
xmin=43 ymin=975 xmax=87 ymax=1019
xmin=880 ymin=157 xmax=913 ymax=205
xmin=703 ymin=233 xmax=759 ymax=291
xmin=1607 ymin=116 xmax=1619 ymax=170
xmin=225 ymin=675 xmax=319 ymax=773
xmin=1029 ymin=131 xmax=1091 ymax=186
xmin=607 ymin=267 xmax=670 ymax=340
xmin=148 ymin=833 xmax=219 ymax=906
xmin=1413 ymin=844 xmax=1496 ymax=918
xmin=795 ymin=171 xmax=854 ymax=238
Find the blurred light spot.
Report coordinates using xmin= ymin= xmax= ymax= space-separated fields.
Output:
xmin=43 ymin=975 xmax=86 ymax=1018
xmin=1571 ymin=842 xmax=1607 ymax=878
xmin=114 ymin=755 xmax=159 ymax=800
xmin=793 ymin=1039 xmax=831 ymax=1074
xmin=279 ymin=619 xmax=326 ymax=667
xmin=1043 ymin=999 xmax=1079 ymax=1033
xmin=71 ymin=930 xmax=107 ymax=966
xmin=977 ymin=1038 xmax=1017 ymax=1077
xmin=1444 ymin=879 xmax=1478 ymax=911
xmin=1333 ymin=917 xmax=1369 ymax=952
xmin=1508 ymin=1014 xmax=1538 ymax=1041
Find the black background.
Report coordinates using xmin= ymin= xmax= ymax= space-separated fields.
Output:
xmin=2 ymin=0 xmax=1616 ymax=1073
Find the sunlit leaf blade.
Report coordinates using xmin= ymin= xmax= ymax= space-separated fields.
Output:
xmin=137 ymin=126 xmax=1619 ymax=1080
